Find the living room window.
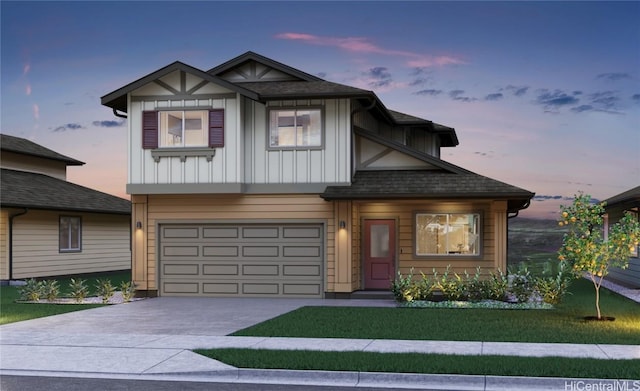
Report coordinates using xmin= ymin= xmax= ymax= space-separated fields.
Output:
xmin=59 ymin=216 xmax=81 ymax=252
xmin=269 ymin=108 xmax=322 ymax=148
xmin=415 ymin=213 xmax=480 ymax=256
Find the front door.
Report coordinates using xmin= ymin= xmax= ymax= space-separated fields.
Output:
xmin=363 ymin=219 xmax=396 ymax=290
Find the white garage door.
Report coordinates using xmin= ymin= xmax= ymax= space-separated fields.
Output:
xmin=159 ymin=223 xmax=324 ymax=297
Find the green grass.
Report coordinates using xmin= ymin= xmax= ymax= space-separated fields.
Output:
xmin=195 ymin=349 xmax=640 ymax=379
xmin=0 ymin=270 xmax=131 ymax=325
xmin=232 ymin=279 xmax=640 ymax=344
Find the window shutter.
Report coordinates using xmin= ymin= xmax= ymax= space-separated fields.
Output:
xmin=142 ymin=111 xmax=158 ymax=149
xmin=209 ymin=109 xmax=224 ymax=148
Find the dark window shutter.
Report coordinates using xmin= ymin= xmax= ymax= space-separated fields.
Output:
xmin=209 ymin=109 xmax=224 ymax=148
xmin=142 ymin=111 xmax=159 ymax=149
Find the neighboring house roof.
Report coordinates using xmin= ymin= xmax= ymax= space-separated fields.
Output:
xmin=604 ymin=185 xmax=640 ymax=210
xmin=1 ymin=169 xmax=130 ymax=214
xmin=0 ymin=134 xmax=84 ymax=166
xmin=321 ymin=170 xmax=534 ymax=213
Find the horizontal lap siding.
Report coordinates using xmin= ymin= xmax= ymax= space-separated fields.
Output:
xmin=0 ymin=210 xmax=8 ymax=279
xmin=143 ymin=194 xmax=334 ymax=291
xmin=11 ymin=211 xmax=131 ymax=278
xmin=354 ymin=200 xmax=499 ymax=282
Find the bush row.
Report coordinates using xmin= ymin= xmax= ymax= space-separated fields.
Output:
xmin=391 ymin=262 xmax=572 ymax=305
xmin=18 ymin=278 xmax=136 ymax=304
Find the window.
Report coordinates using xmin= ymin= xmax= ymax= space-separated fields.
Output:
xmin=142 ymin=109 xmax=224 ymax=149
xmin=269 ymin=108 xmax=322 ymax=148
xmin=60 ymin=216 xmax=81 ymax=252
xmin=415 ymin=213 xmax=480 ymax=256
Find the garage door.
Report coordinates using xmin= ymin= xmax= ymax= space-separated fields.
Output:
xmin=159 ymin=223 xmax=324 ymax=297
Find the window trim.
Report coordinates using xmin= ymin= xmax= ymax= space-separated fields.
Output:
xmin=413 ymin=211 xmax=482 ymax=258
xmin=59 ymin=215 xmax=82 ymax=253
xmin=266 ymin=106 xmax=325 ymax=150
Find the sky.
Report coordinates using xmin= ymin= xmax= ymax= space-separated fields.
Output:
xmin=1 ymin=1 xmax=639 ymax=219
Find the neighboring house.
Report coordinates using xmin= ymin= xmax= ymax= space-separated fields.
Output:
xmin=0 ymin=134 xmax=131 ymax=282
xmin=101 ymin=51 xmax=534 ymax=298
xmin=604 ymin=185 xmax=640 ymax=288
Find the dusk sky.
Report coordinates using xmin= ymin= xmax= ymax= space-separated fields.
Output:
xmin=1 ymin=1 xmax=638 ymax=219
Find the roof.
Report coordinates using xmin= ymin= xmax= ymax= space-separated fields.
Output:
xmin=604 ymin=185 xmax=640 ymax=210
xmin=0 ymin=134 xmax=84 ymax=166
xmin=237 ymin=81 xmax=374 ymax=100
xmin=207 ymin=51 xmax=323 ymax=81
xmin=1 ymin=169 xmax=130 ymax=214
xmin=321 ymin=170 xmax=534 ymax=213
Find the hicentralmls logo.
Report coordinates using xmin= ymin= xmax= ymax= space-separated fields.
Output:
xmin=564 ymin=380 xmax=640 ymax=391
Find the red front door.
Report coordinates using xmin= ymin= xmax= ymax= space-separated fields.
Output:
xmin=363 ymin=219 xmax=396 ymax=290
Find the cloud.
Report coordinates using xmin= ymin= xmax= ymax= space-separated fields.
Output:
xmin=533 ymin=195 xmax=566 ymax=202
xmin=449 ymin=90 xmax=477 ymax=102
xmin=92 ymin=119 xmax=125 ymax=128
xmin=363 ymin=67 xmax=392 ymax=88
xmin=23 ymin=62 xmax=30 ymax=75
xmin=52 ymin=123 xmax=84 ymax=132
xmin=275 ymin=32 xmax=465 ymax=68
xmin=569 ymin=91 xmax=622 ymax=114
xmin=409 ymin=77 xmax=431 ymax=87
xmin=632 ymin=94 xmax=640 ymax=102
xmin=33 ymin=104 xmax=39 ymax=120
xmin=535 ymin=89 xmax=580 ymax=110
xmin=316 ymin=72 xmax=327 ymax=79
xmin=504 ymin=85 xmax=529 ymax=97
xmin=414 ymin=89 xmax=443 ymax=96
xmin=570 ymin=105 xmax=594 ymax=113
xmin=26 ymin=84 xmax=32 ymax=96
xmin=485 ymin=93 xmax=503 ymax=101
xmin=596 ymin=72 xmax=632 ymax=82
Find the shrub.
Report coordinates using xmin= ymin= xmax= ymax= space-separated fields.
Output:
xmin=69 ymin=278 xmax=89 ymax=303
xmin=434 ymin=266 xmax=467 ymax=301
xmin=42 ymin=280 xmax=60 ymax=301
xmin=19 ymin=279 xmax=43 ymax=302
xmin=95 ymin=278 xmax=115 ymax=304
xmin=120 ymin=281 xmax=136 ymax=302
xmin=486 ymin=268 xmax=509 ymax=301
xmin=509 ymin=263 xmax=533 ymax=303
xmin=534 ymin=261 xmax=572 ymax=305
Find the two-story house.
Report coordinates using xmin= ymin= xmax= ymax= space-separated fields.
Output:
xmin=101 ymin=51 xmax=534 ymax=298
xmin=0 ymin=134 xmax=131 ymax=282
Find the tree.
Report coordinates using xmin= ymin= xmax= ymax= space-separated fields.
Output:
xmin=558 ymin=193 xmax=640 ymax=320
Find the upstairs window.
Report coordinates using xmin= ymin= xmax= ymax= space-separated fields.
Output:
xmin=415 ymin=213 xmax=480 ymax=256
xmin=60 ymin=216 xmax=81 ymax=252
xmin=269 ymin=108 xmax=322 ymax=148
xmin=143 ymin=109 xmax=224 ymax=149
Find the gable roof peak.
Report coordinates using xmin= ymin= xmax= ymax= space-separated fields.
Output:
xmin=208 ymin=51 xmax=324 ymax=82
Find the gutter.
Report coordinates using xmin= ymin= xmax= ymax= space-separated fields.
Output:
xmin=8 ymin=208 xmax=28 ymax=281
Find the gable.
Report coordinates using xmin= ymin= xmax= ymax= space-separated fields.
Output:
xmin=132 ymin=70 xmax=234 ymax=98
xmin=356 ymin=136 xmax=437 ymax=170
xmin=216 ymin=60 xmax=302 ymax=83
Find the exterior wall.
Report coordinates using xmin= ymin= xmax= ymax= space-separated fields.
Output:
xmin=243 ymin=98 xmax=351 ymax=185
xmin=606 ymin=205 xmax=640 ymax=288
xmin=0 ymin=209 xmax=8 ymax=279
xmin=0 ymin=151 xmax=68 ymax=180
xmin=347 ymin=199 xmax=507 ymax=290
xmin=131 ymin=194 xmax=335 ymax=292
xmin=10 ymin=210 xmax=131 ymax=278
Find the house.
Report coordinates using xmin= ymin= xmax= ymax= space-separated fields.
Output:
xmin=0 ymin=134 xmax=131 ymax=282
xmin=604 ymin=185 xmax=640 ymax=288
xmin=100 ymin=51 xmax=534 ymax=298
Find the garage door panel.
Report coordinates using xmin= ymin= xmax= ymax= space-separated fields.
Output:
xmin=160 ymin=223 xmax=323 ymax=297
xmin=203 ymin=246 xmax=239 ymax=257
xmin=203 ymin=264 xmax=239 ymax=275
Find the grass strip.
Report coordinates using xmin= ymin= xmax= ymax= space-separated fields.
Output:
xmin=232 ymin=279 xmax=640 ymax=345
xmin=0 ymin=271 xmax=131 ymax=325
xmin=195 ymin=349 xmax=640 ymax=380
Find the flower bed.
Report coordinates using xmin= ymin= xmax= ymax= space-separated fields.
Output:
xmin=399 ymin=299 xmax=554 ymax=310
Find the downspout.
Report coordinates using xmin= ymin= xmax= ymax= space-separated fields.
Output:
xmin=8 ymin=208 xmax=28 ymax=281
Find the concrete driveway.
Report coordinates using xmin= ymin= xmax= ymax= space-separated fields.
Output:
xmin=0 ymin=296 xmax=396 ymax=336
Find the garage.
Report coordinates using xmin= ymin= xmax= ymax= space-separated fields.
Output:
xmin=159 ymin=223 xmax=324 ymax=297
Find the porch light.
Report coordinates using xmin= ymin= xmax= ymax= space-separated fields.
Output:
xmin=339 ymin=220 xmax=346 ymax=230
xmin=136 ymin=221 xmax=143 ymax=230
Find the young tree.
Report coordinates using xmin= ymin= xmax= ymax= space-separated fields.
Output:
xmin=558 ymin=193 xmax=640 ymax=319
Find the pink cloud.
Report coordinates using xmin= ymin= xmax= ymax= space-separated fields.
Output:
xmin=33 ymin=104 xmax=39 ymax=120
xmin=26 ymin=84 xmax=32 ymax=96
xmin=276 ymin=32 xmax=465 ymax=68
xmin=23 ymin=62 xmax=30 ymax=75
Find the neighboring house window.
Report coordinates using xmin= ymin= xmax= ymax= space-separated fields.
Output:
xmin=415 ymin=213 xmax=480 ymax=256
xmin=269 ymin=108 xmax=322 ymax=148
xmin=59 ymin=216 xmax=81 ymax=252
xmin=142 ymin=109 xmax=224 ymax=149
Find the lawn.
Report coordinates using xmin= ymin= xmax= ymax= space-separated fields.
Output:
xmin=0 ymin=271 xmax=131 ymax=325
xmin=195 ymin=349 xmax=640 ymax=379
xmin=232 ymin=279 xmax=640 ymax=344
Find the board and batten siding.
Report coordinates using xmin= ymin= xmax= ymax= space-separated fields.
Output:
xmin=243 ymin=98 xmax=351 ymax=185
xmin=132 ymin=194 xmax=336 ymax=292
xmin=347 ymin=200 xmax=507 ymax=290
xmin=10 ymin=211 xmax=131 ymax=278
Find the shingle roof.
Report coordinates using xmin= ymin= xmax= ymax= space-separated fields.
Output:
xmin=1 ymin=169 xmax=130 ymax=214
xmin=0 ymin=134 xmax=84 ymax=166
xmin=321 ymin=170 xmax=534 ymax=213
xmin=604 ymin=185 xmax=640 ymax=210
